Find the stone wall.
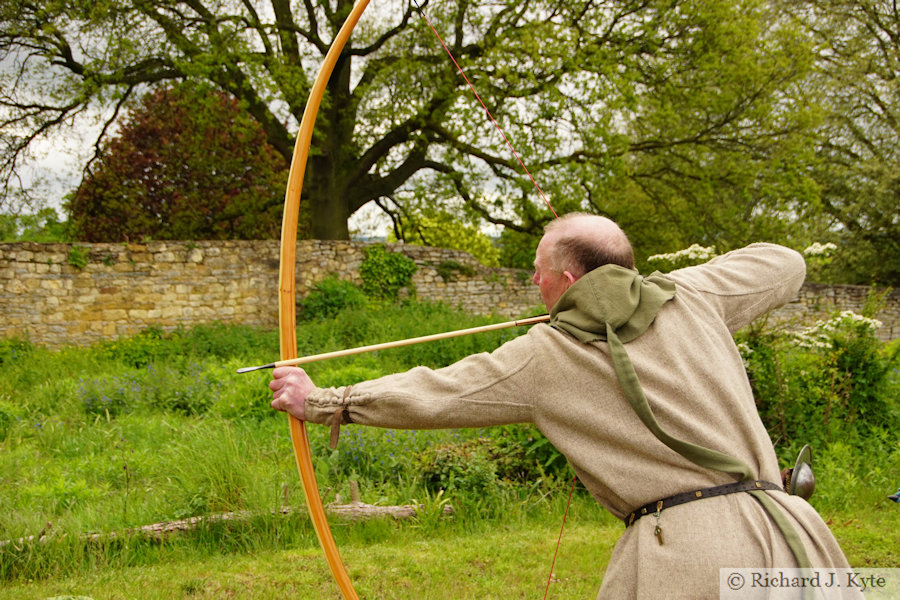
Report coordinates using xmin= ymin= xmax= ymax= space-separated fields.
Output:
xmin=1 ymin=240 xmax=897 ymax=346
xmin=772 ymin=282 xmax=898 ymax=341
xmin=0 ymin=240 xmax=540 ymax=347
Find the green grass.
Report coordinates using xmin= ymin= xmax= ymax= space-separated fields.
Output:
xmin=1 ymin=300 xmax=898 ymax=598
xmin=0 ymin=499 xmax=620 ymax=600
xmin=0 ymin=506 xmax=895 ymax=600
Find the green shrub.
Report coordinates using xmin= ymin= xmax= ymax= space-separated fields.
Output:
xmin=434 ymin=260 xmax=477 ymax=282
xmin=412 ymin=428 xmax=570 ymax=494
xmin=97 ymin=324 xmax=262 ymax=368
xmin=497 ymin=227 xmax=539 ymax=270
xmin=416 ymin=438 xmax=500 ymax=495
xmin=739 ymin=310 xmax=899 ymax=454
xmin=153 ymin=364 xmax=220 ymax=415
xmin=172 ymin=322 xmax=275 ymax=360
xmin=98 ymin=326 xmax=169 ymax=368
xmin=359 ymin=244 xmax=417 ymax=301
xmin=67 ymin=245 xmax=90 ymax=269
xmin=78 ymin=373 xmax=138 ymax=418
xmin=299 ymin=276 xmax=367 ymax=321
xmin=0 ymin=399 xmax=15 ymax=441
xmin=494 ymin=424 xmax=570 ymax=483
xmin=1 ymin=310 xmax=897 ymax=586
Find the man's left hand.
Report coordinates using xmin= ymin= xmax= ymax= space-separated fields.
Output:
xmin=269 ymin=366 xmax=315 ymax=421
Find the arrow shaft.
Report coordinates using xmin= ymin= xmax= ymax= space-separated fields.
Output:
xmin=238 ymin=315 xmax=549 ymax=373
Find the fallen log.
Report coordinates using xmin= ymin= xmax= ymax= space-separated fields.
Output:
xmin=0 ymin=501 xmax=454 ymax=548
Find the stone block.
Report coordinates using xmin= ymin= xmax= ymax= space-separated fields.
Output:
xmin=102 ymin=309 xmax=128 ymax=321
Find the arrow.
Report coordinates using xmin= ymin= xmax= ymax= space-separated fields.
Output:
xmin=237 ymin=314 xmax=549 ymax=373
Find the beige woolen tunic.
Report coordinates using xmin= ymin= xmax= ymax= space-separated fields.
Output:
xmin=305 ymin=243 xmax=852 ymax=598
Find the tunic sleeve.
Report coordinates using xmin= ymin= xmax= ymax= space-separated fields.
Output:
xmin=667 ymin=242 xmax=806 ymax=333
xmin=304 ymin=330 xmax=538 ymax=430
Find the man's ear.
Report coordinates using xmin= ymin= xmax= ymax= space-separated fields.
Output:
xmin=563 ymin=270 xmax=577 ymax=286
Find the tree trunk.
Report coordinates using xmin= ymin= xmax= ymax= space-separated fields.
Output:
xmin=306 ymin=156 xmax=351 ymax=240
xmin=303 ymin=44 xmax=357 ymax=241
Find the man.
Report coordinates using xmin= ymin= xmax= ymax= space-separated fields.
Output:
xmin=270 ymin=213 xmax=852 ymax=598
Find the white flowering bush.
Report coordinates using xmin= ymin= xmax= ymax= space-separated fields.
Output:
xmin=736 ymin=308 xmax=898 ymax=453
xmin=792 ymin=311 xmax=883 ymax=351
xmin=647 ymin=244 xmax=718 ymax=271
xmin=735 ymin=342 xmax=754 ymax=368
xmin=802 ymin=241 xmax=839 ymax=282
xmin=803 ymin=241 xmax=838 ymax=258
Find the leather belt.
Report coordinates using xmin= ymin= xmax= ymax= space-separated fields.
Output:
xmin=625 ymin=480 xmax=782 ymax=527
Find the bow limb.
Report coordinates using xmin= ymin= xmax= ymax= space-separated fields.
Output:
xmin=278 ymin=2 xmax=371 ymax=598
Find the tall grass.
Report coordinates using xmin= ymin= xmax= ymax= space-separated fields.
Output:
xmin=0 ymin=301 xmax=549 ymax=582
xmin=0 ymin=296 xmax=897 ymax=586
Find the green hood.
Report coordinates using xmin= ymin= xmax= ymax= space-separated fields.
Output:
xmin=549 ymin=264 xmax=675 ymax=343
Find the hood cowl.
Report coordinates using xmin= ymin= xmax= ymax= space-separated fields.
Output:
xmin=549 ymin=264 xmax=676 ymax=343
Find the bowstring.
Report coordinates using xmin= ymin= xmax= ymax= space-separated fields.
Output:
xmin=411 ymin=0 xmax=559 ymax=219
xmin=544 ymin=475 xmax=577 ymax=599
xmin=413 ymin=3 xmax=570 ymax=596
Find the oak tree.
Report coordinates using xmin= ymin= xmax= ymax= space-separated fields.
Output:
xmin=1 ymin=0 xmax=827 ymax=261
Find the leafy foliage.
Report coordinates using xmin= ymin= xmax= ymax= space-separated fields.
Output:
xmin=98 ymin=326 xmax=169 ymax=368
xmin=412 ymin=425 xmax=571 ymax=499
xmin=389 ymin=211 xmax=500 ymax=267
xmin=788 ymin=0 xmax=900 ymax=284
xmin=358 ymin=245 xmax=418 ymax=301
xmin=2 ymin=0 xmax=840 ymax=250
xmin=0 ymin=208 xmax=70 ymax=242
xmin=416 ymin=439 xmax=501 ymax=496
xmin=69 ymin=83 xmax=287 ymax=242
xmin=0 ymin=400 xmax=13 ymax=442
xmin=299 ymin=277 xmax=367 ymax=321
xmin=494 ymin=424 xmax=570 ymax=482
xmin=0 ymin=301 xmax=897 ymax=587
xmin=66 ymin=246 xmax=89 ymax=270
xmin=497 ymin=228 xmax=540 ymax=270
xmin=739 ymin=310 xmax=899 ymax=454
xmin=78 ymin=364 xmax=220 ymax=418
xmin=0 ymin=337 xmax=32 ymax=366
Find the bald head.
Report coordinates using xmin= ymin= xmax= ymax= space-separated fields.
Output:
xmin=543 ymin=213 xmax=634 ymax=277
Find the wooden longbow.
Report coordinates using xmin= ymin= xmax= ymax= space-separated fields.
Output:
xmin=277 ymin=3 xmax=557 ymax=597
xmin=278 ymin=1 xmax=371 ymax=598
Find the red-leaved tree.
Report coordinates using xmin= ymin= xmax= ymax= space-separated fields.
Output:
xmin=70 ymin=84 xmax=289 ymax=241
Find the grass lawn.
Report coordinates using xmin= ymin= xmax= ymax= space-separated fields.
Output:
xmin=1 ymin=504 xmax=895 ymax=600
xmin=1 ymin=317 xmax=896 ymax=599
xmin=0 ymin=519 xmax=618 ymax=600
